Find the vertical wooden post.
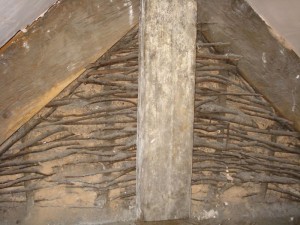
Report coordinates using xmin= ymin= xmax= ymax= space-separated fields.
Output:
xmin=137 ymin=0 xmax=197 ymax=221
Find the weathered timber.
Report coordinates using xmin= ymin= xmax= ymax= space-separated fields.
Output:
xmin=137 ymin=0 xmax=197 ymax=221
xmin=0 ymin=0 xmax=139 ymax=145
xmin=192 ymin=29 xmax=300 ymax=208
xmin=197 ymin=0 xmax=300 ymax=131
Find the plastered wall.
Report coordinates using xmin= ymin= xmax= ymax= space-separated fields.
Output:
xmin=247 ymin=0 xmax=300 ymax=56
xmin=0 ymin=0 xmax=57 ymax=47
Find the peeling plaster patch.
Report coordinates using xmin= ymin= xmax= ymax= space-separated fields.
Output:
xmin=127 ymin=1 xmax=134 ymax=26
xmin=0 ymin=60 xmax=8 ymax=74
xmin=197 ymin=209 xmax=219 ymax=220
xmin=67 ymin=62 xmax=79 ymax=71
xmin=292 ymin=75 xmax=299 ymax=112
xmin=22 ymin=41 xmax=29 ymax=50
xmin=188 ymin=1 xmax=195 ymax=9
xmin=292 ymin=95 xmax=296 ymax=112
xmin=21 ymin=28 xmax=28 ymax=33
xmin=38 ymin=11 xmax=47 ymax=19
xmin=225 ymin=166 xmax=234 ymax=182
xmin=137 ymin=207 xmax=142 ymax=219
xmin=262 ymin=52 xmax=267 ymax=64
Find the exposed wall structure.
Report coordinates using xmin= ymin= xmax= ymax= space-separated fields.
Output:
xmin=192 ymin=30 xmax=300 ymax=221
xmin=0 ymin=27 xmax=139 ymax=225
xmin=0 ymin=24 xmax=299 ymax=224
xmin=0 ymin=0 xmax=139 ymax=146
xmin=0 ymin=0 xmax=300 ymax=224
xmin=197 ymin=0 xmax=300 ymax=132
xmin=1 ymin=0 xmax=299 ymax=159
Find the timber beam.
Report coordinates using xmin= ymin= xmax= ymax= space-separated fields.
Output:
xmin=137 ymin=0 xmax=197 ymax=221
xmin=0 ymin=0 xmax=139 ymax=145
xmin=197 ymin=0 xmax=300 ymax=131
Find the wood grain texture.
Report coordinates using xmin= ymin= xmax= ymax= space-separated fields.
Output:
xmin=198 ymin=0 xmax=300 ymax=131
xmin=137 ymin=0 xmax=197 ymax=221
xmin=0 ymin=0 xmax=139 ymax=145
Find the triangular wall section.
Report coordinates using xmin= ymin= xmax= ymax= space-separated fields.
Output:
xmin=0 ymin=25 xmax=299 ymax=224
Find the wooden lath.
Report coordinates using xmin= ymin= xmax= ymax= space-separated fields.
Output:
xmin=0 ymin=26 xmax=139 ymax=207
xmin=0 ymin=24 xmax=299 ymax=209
xmin=193 ymin=32 xmax=300 ymax=204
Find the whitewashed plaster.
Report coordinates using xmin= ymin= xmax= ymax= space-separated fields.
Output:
xmin=247 ymin=0 xmax=300 ymax=56
xmin=0 ymin=0 xmax=57 ymax=47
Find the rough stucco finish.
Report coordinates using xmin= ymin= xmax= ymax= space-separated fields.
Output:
xmin=198 ymin=0 xmax=300 ymax=131
xmin=137 ymin=0 xmax=197 ymax=221
xmin=0 ymin=0 xmax=139 ymax=146
xmin=0 ymin=0 xmax=57 ymax=47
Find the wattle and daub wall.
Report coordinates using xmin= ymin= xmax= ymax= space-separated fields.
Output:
xmin=0 ymin=25 xmax=299 ymax=223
